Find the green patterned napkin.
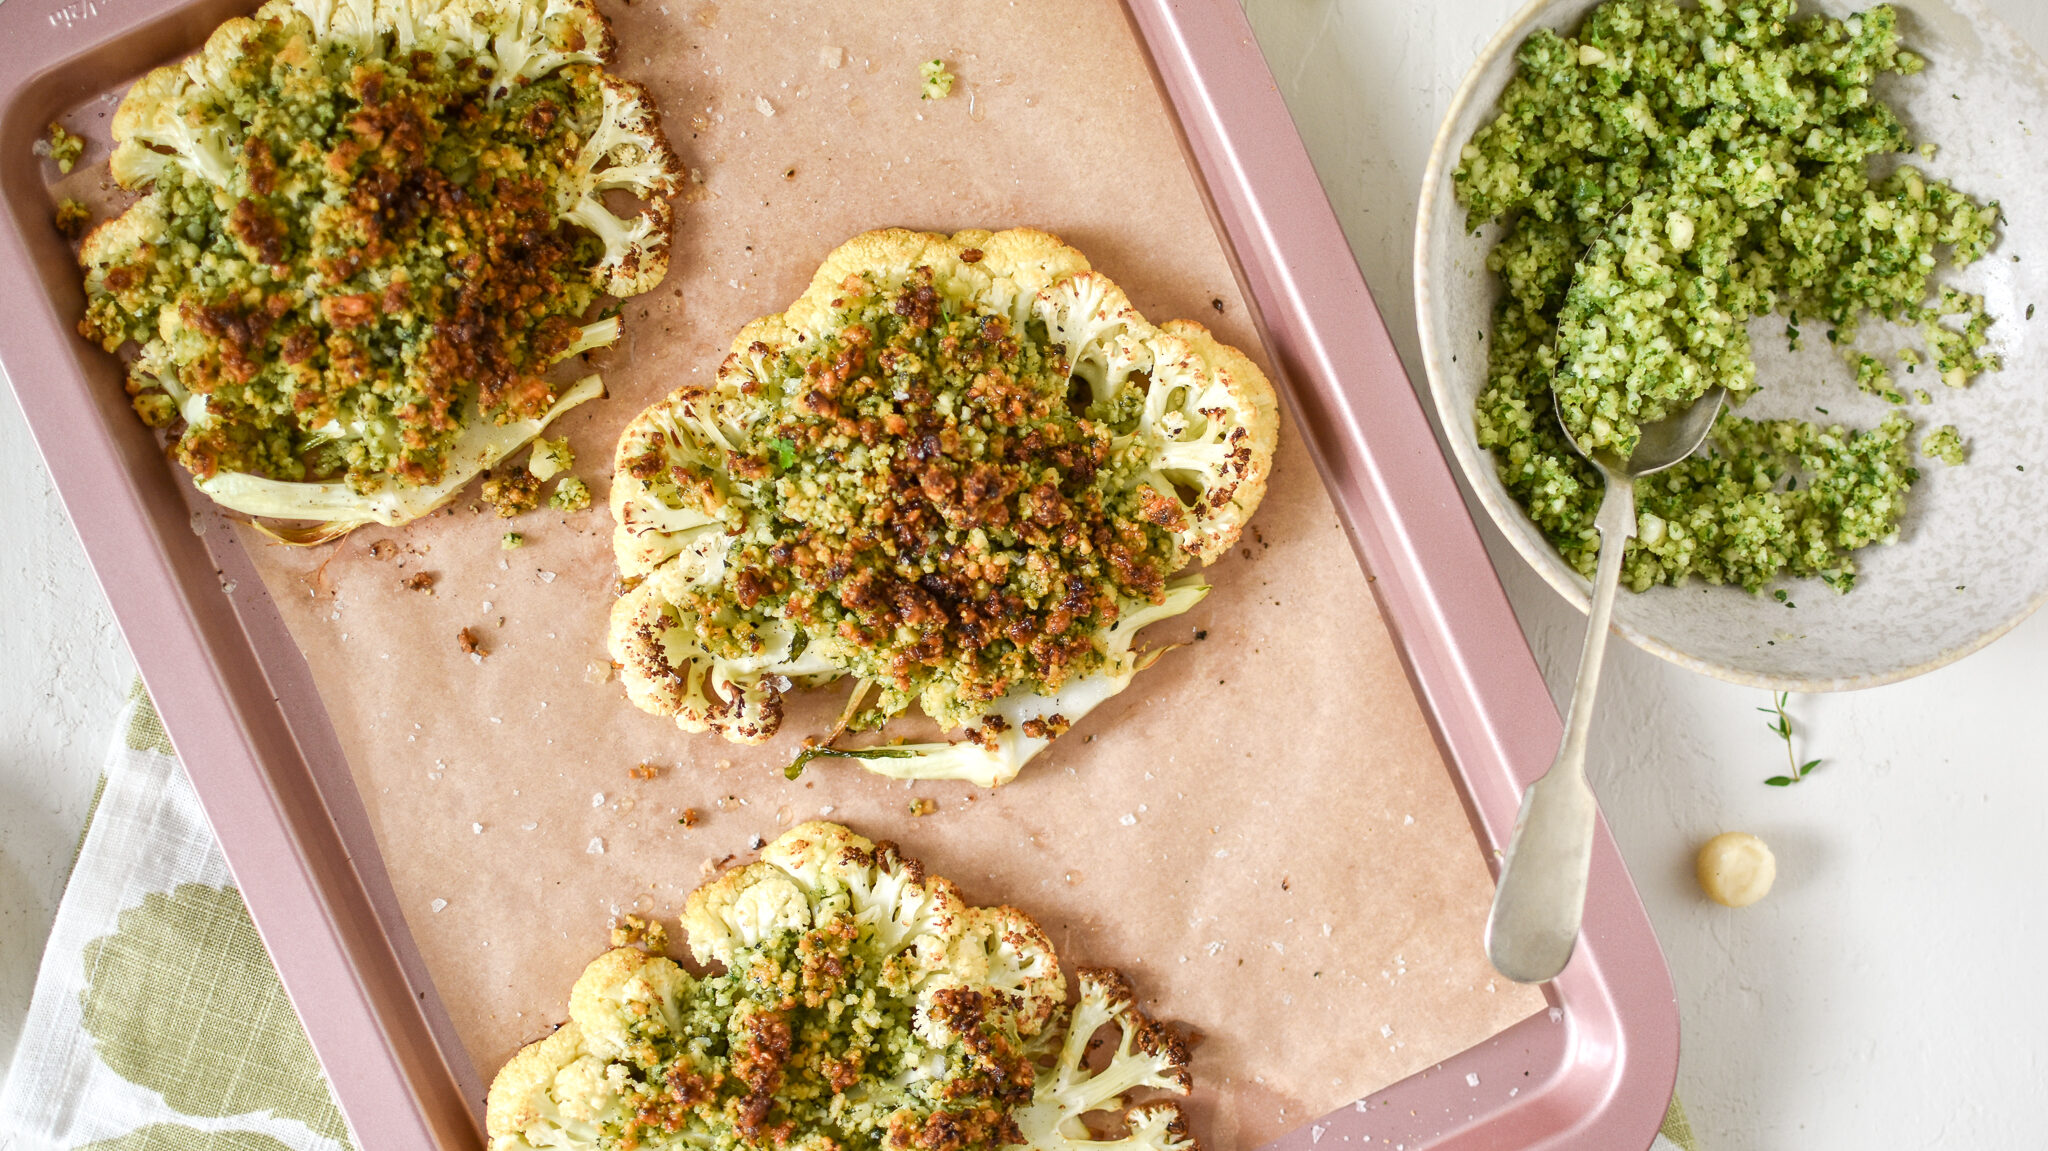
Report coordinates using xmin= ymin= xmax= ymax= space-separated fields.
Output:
xmin=0 ymin=685 xmax=354 ymax=1151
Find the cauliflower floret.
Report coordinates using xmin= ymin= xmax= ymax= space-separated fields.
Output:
xmin=80 ymin=0 xmax=680 ymax=539
xmin=486 ymin=823 xmax=1195 ymax=1151
xmin=608 ymin=229 xmax=1278 ymax=784
xmin=607 ymin=565 xmax=843 ymax=743
xmin=1013 ymin=969 xmax=1197 ymax=1151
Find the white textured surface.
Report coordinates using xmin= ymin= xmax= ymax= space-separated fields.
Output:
xmin=3 ymin=2 xmax=2047 ymax=1146
xmin=1247 ymin=0 xmax=2048 ymax=1146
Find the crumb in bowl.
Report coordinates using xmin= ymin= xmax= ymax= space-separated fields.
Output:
xmin=1457 ymin=0 xmax=2002 ymax=595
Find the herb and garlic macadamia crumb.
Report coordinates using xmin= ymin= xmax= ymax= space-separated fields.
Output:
xmin=41 ymin=122 xmax=84 ymax=173
xmin=1920 ymin=423 xmax=1967 ymax=465
xmin=1457 ymin=0 xmax=2002 ymax=593
xmin=77 ymin=0 xmax=683 ymax=540
xmin=486 ymin=823 xmax=1197 ymax=1151
xmin=608 ymin=228 xmax=1278 ymax=785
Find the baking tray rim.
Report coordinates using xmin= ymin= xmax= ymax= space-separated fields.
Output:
xmin=0 ymin=0 xmax=1680 ymax=1146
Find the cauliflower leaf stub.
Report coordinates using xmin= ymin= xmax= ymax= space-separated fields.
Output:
xmin=486 ymin=822 xmax=1197 ymax=1151
xmin=608 ymin=228 xmax=1278 ymax=784
xmin=78 ymin=0 xmax=682 ymax=538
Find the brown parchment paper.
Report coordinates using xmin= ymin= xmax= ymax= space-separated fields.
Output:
xmin=226 ymin=1 xmax=1545 ymax=1143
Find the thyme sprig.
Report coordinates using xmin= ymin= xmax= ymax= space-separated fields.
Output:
xmin=1760 ymin=691 xmax=1821 ymax=786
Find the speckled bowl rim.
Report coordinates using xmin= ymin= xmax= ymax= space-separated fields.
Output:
xmin=1412 ymin=0 xmax=2048 ymax=693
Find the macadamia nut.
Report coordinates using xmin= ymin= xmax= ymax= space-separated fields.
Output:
xmin=1696 ymin=832 xmax=1777 ymax=907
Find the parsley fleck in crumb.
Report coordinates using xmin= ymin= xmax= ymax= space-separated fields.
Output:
xmin=501 ymin=531 xmax=525 ymax=549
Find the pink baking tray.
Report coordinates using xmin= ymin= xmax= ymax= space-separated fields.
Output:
xmin=0 ymin=0 xmax=1678 ymax=1146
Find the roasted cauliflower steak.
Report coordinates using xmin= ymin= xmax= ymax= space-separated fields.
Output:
xmin=608 ymin=228 xmax=1279 ymax=785
xmin=486 ymin=822 xmax=1196 ymax=1151
xmin=78 ymin=0 xmax=683 ymax=539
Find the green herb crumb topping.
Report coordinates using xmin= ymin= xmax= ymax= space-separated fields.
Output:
xmin=1456 ymin=0 xmax=2001 ymax=593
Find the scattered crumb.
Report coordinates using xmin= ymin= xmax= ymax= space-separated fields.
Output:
xmin=368 ymin=539 xmax=401 ymax=560
xmin=584 ymin=660 xmax=615 ymax=684
xmin=747 ymin=833 xmax=766 ymax=850
xmin=528 ymin=436 xmax=574 ymax=481
xmin=54 ymin=198 xmax=91 ymax=240
xmin=457 ymin=627 xmax=486 ymax=657
xmin=783 ymin=167 xmax=797 ymax=180
xmin=609 ymin=913 xmax=669 ymax=952
xmin=549 ymin=475 xmax=592 ymax=511
xmin=1212 ymin=298 xmax=1225 ymax=313
xmin=1019 ymin=713 xmax=1069 ymax=739
xmin=919 ymin=59 xmax=955 ymax=100
xmin=481 ymin=467 xmax=541 ymax=516
xmin=1921 ymin=423 xmax=1968 ymax=465
xmin=402 ymin=571 xmax=436 ymax=592
xmin=909 ymin=797 xmax=938 ymax=817
xmin=41 ymin=122 xmax=84 ymax=172
xmin=678 ymin=807 xmax=700 ymax=828
xmin=501 ymin=532 xmax=525 ymax=550
xmin=630 ymin=762 xmax=662 ymax=781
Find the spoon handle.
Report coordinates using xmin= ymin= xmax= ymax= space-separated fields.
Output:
xmin=1485 ymin=467 xmax=1636 ymax=983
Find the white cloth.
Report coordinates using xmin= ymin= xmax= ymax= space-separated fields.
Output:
xmin=0 ymin=693 xmax=353 ymax=1151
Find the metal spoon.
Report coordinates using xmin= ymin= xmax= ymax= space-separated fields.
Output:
xmin=1484 ymin=384 xmax=1727 ymax=984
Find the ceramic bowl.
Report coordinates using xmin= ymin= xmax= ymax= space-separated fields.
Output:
xmin=1416 ymin=0 xmax=2048 ymax=689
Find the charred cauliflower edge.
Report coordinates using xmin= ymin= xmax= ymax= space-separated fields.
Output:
xmin=79 ymin=0 xmax=682 ymax=540
xmin=485 ymin=821 xmax=1197 ymax=1151
xmin=606 ymin=227 xmax=1279 ymax=786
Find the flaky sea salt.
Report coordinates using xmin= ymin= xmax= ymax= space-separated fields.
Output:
xmin=430 ymin=898 xmax=447 ymax=913
xmin=1466 ymin=1073 xmax=1480 ymax=1088
xmin=587 ymin=837 xmax=606 ymax=855
xmin=755 ymin=96 xmax=775 ymax=116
